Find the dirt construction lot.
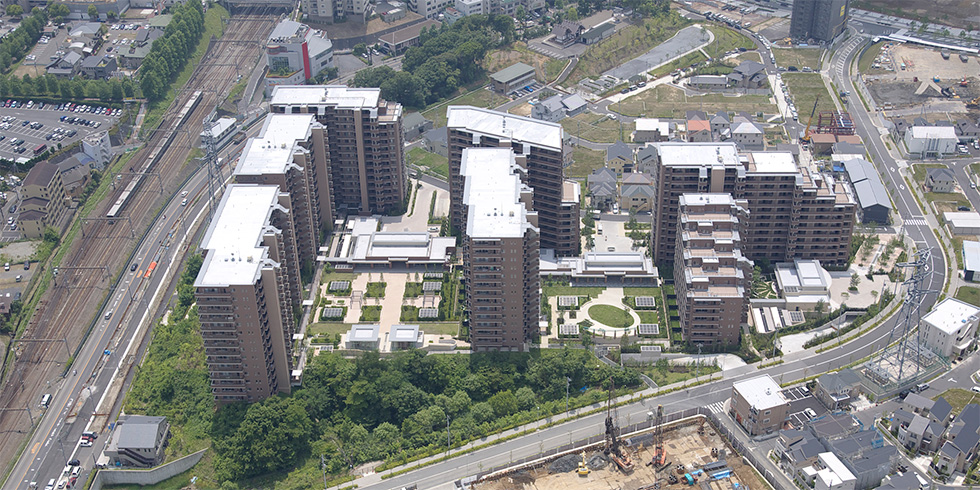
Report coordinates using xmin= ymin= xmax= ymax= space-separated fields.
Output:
xmin=477 ymin=420 xmax=766 ymax=490
xmin=881 ymin=45 xmax=980 ymax=82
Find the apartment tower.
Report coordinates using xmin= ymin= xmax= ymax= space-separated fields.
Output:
xmin=649 ymin=143 xmax=855 ymax=267
xmin=460 ymin=147 xmax=540 ymax=352
xmin=790 ymin=0 xmax=850 ymax=43
xmin=674 ymin=194 xmax=753 ymax=346
xmin=195 ymin=184 xmax=301 ymax=404
xmin=447 ymin=106 xmax=580 ymax=257
xmin=234 ymin=113 xmax=329 ymax=282
xmin=269 ymin=85 xmax=407 ymax=217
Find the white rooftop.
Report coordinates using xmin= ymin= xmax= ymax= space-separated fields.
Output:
xmin=235 ymin=114 xmax=315 ymax=176
xmin=654 ymin=142 xmax=740 ymax=167
xmin=391 ymin=324 xmax=420 ymax=341
xmin=635 ymin=118 xmax=669 ymax=133
xmin=678 ymin=193 xmax=738 ymax=206
xmin=348 ymin=324 xmax=380 ymax=342
xmin=270 ymin=85 xmax=382 ymax=109
xmin=196 ymin=185 xmax=282 ymax=287
xmin=815 ymin=453 xmax=856 ymax=486
xmin=964 ymin=240 xmax=980 ymax=273
xmin=910 ymin=125 xmax=957 ymax=140
xmin=447 ymin=106 xmax=563 ymax=151
xmin=201 ymin=117 xmax=237 ymax=139
xmin=733 ymin=375 xmax=786 ymax=410
xmin=461 ymin=148 xmax=535 ymax=239
xmin=775 ymin=259 xmax=831 ymax=294
xmin=922 ymin=298 xmax=980 ymax=335
xmin=944 ymin=211 xmax=980 ymax=228
xmin=749 ymin=151 xmax=797 ymax=174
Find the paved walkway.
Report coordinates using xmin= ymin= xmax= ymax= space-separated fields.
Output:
xmin=580 ymin=288 xmax=639 ymax=337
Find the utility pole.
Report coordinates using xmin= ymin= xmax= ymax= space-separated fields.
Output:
xmin=565 ymin=376 xmax=571 ymax=413
xmin=446 ymin=413 xmax=452 ymax=454
xmin=320 ymin=455 xmax=327 ymax=490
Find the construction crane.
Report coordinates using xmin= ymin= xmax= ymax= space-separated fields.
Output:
xmin=652 ymin=404 xmax=666 ymax=467
xmin=800 ymin=95 xmax=820 ymax=145
xmin=604 ymin=380 xmax=634 ymax=473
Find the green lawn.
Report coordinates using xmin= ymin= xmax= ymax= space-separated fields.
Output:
xmin=955 ymin=286 xmax=980 ymax=307
xmin=542 ymin=285 xmax=605 ymax=298
xmin=781 ymin=73 xmax=836 ymax=117
xmin=858 ymin=41 xmax=884 ymax=74
xmin=649 ymin=51 xmax=707 ymax=78
xmin=588 ymin=304 xmax=634 ymax=328
xmin=422 ymin=86 xmax=497 ymax=128
xmin=569 ymin=12 xmax=694 ymax=82
xmin=636 ymin=311 xmax=660 ymax=324
xmin=615 ymin=84 xmax=775 ymax=119
xmin=408 ymin=147 xmax=449 ymax=178
xmin=360 ymin=305 xmax=382 ymax=322
xmin=639 ymin=364 xmax=720 ymax=387
xmin=404 ymin=282 xmax=423 ymax=298
xmin=561 ymin=112 xmax=633 ymax=144
xmin=567 ymin=147 xmax=605 ymax=179
xmin=624 ymin=287 xmax=661 ymax=296
xmin=308 ymin=322 xmax=353 ymax=337
xmin=911 ymin=163 xmax=948 ymax=184
xmin=772 ymin=47 xmax=824 ymax=71
xmin=934 ymin=388 xmax=980 ymax=415
xmin=924 ymin=192 xmax=970 ymax=208
xmin=419 ymin=322 xmax=460 ymax=336
xmin=545 ymin=59 xmax=568 ymax=82
xmin=704 ymin=25 xmax=756 ymax=59
xmin=141 ymin=4 xmax=229 ymax=137
xmin=365 ymin=282 xmax=387 ymax=298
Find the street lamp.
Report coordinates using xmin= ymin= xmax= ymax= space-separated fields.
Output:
xmin=565 ymin=376 xmax=571 ymax=413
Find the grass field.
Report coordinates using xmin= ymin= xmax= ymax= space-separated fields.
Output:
xmin=360 ymin=305 xmax=382 ymax=322
xmin=542 ymin=285 xmax=605 ymax=298
xmin=141 ymin=4 xmax=229 ymax=137
xmin=408 ymin=147 xmax=448 ymax=178
xmin=649 ymin=51 xmax=707 ymax=78
xmin=589 ymin=304 xmax=634 ymax=328
xmin=561 ymin=112 xmax=633 ymax=143
xmin=567 ymin=147 xmax=606 ymax=178
xmin=934 ymin=388 xmax=980 ymax=415
xmin=615 ymin=84 xmax=775 ymax=118
xmin=704 ymin=25 xmax=756 ymax=59
xmin=772 ymin=47 xmax=824 ymax=71
xmin=858 ymin=41 xmax=885 ymax=74
xmin=925 ymin=191 xmax=970 ymax=208
xmin=546 ymin=59 xmax=569 ymax=82
xmin=781 ymin=73 xmax=836 ymax=117
xmin=308 ymin=322 xmax=353 ymax=337
xmin=422 ymin=86 xmax=498 ymax=127
xmin=955 ymin=286 xmax=980 ymax=307
xmin=911 ymin=163 xmax=948 ymax=185
xmin=419 ymin=322 xmax=460 ymax=336
xmin=569 ymin=12 xmax=693 ymax=82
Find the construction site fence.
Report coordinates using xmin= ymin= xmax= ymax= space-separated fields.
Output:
xmin=465 ymin=407 xmax=789 ymax=490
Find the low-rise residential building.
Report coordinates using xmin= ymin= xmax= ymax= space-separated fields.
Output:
xmin=402 ymin=112 xmax=433 ymax=141
xmin=620 ymin=172 xmax=653 ymax=212
xmin=606 ymin=140 xmax=634 ymax=175
xmin=634 ymin=118 xmax=669 ymax=143
xmin=731 ymin=375 xmax=789 ymax=436
xmin=828 ymin=431 xmax=897 ymax=490
xmin=588 ymin=167 xmax=618 ymax=211
xmin=843 ymin=158 xmax=891 ymax=225
xmin=905 ymin=126 xmax=958 ymax=157
xmin=689 ymin=75 xmax=729 ymax=90
xmin=687 ymin=118 xmax=711 ymax=142
xmin=727 ymin=60 xmax=767 ymax=89
xmin=379 ymin=19 xmax=442 ymax=53
xmin=105 ymin=415 xmax=170 ymax=468
xmin=919 ymin=298 xmax=980 ymax=358
xmin=943 ymin=211 xmax=980 ymax=235
xmin=897 ymin=413 xmax=945 ymax=453
xmin=81 ymin=131 xmax=112 ymax=170
xmin=551 ymin=20 xmax=584 ymax=46
xmin=19 ymin=161 xmax=70 ymax=239
xmin=813 ymin=370 xmax=861 ymax=411
xmin=489 ymin=62 xmax=536 ymax=94
xmin=926 ymin=167 xmax=957 ymax=193
xmin=935 ymin=404 xmax=980 ymax=475
xmin=120 ymin=28 xmax=164 ymax=69
xmin=964 ymin=240 xmax=980 ymax=282
xmin=531 ymin=93 xmax=587 ymax=122
xmin=800 ymin=453 xmax=857 ymax=490
xmin=46 ymin=51 xmax=83 ymax=78
xmin=731 ymin=120 xmax=764 ymax=151
xmin=710 ymin=111 xmax=731 ymax=137
xmin=80 ymin=54 xmax=116 ymax=79
xmin=775 ymin=429 xmax=826 ymax=473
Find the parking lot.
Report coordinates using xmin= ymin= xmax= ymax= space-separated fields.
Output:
xmin=781 ymin=386 xmax=831 ymax=429
xmin=0 ymin=102 xmax=118 ymax=162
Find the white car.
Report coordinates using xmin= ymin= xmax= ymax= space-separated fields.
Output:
xmin=79 ymin=439 xmax=92 ymax=447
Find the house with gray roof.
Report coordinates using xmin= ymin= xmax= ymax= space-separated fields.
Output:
xmin=902 ymin=393 xmax=934 ymax=416
xmin=620 ymin=172 xmax=653 ymax=212
xmin=926 ymin=167 xmax=956 ymax=193
xmin=774 ymin=429 xmax=825 ymax=473
xmin=710 ymin=111 xmax=730 ymax=137
xmin=606 ymin=140 xmax=634 ymax=175
xmin=423 ymin=127 xmax=447 ymax=157
xmin=105 ymin=415 xmax=170 ymax=468
xmin=810 ymin=412 xmax=862 ymax=442
xmin=46 ymin=51 xmax=83 ymax=78
xmin=727 ymin=60 xmax=767 ymax=89
xmin=731 ymin=120 xmax=764 ymax=150
xmin=402 ymin=112 xmax=433 ymax=141
xmin=581 ymin=22 xmax=614 ymax=45
xmin=814 ymin=371 xmax=861 ymax=410
xmin=80 ymin=54 xmax=117 ymax=79
xmin=936 ymin=404 xmax=980 ymax=475
xmin=827 ymin=431 xmax=897 ymax=490
xmin=689 ymin=75 xmax=729 ymax=90
xmin=878 ymin=472 xmax=922 ymax=490
xmin=844 ymin=158 xmax=891 ymax=224
xmin=532 ymin=94 xmax=588 ymax=123
xmin=551 ymin=20 xmax=584 ymax=46
xmin=588 ymin=167 xmax=617 ymax=211
xmin=897 ymin=413 xmax=944 ymax=453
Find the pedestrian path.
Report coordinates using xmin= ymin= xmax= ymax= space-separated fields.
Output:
xmin=904 ymin=218 xmax=928 ymax=227
xmin=705 ymin=401 xmax=725 ymax=415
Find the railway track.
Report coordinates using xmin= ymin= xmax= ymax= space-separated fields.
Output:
xmin=0 ymin=10 xmax=276 ymax=477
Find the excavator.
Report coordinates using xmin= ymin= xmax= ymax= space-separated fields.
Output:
xmin=577 ymin=453 xmax=590 ymax=476
xmin=968 ymin=96 xmax=980 ymax=109
xmin=800 ymin=95 xmax=820 ymax=146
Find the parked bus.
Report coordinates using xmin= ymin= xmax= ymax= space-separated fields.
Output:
xmin=33 ymin=144 xmax=47 ymax=155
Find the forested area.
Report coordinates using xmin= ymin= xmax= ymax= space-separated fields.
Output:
xmin=0 ymin=8 xmax=46 ymax=73
xmin=126 ymin=259 xmax=640 ymax=484
xmin=138 ymin=0 xmax=205 ymax=101
xmin=350 ymin=15 xmax=516 ymax=108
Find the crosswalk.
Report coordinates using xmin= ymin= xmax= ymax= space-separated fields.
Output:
xmin=904 ymin=218 xmax=929 ymax=227
xmin=705 ymin=402 xmax=725 ymax=415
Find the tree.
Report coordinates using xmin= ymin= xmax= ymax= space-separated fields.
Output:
xmin=849 ymin=273 xmax=861 ymax=290
xmin=48 ymin=2 xmax=69 ymax=21
xmin=87 ymin=4 xmax=98 ymax=18
xmin=515 ymin=5 xmax=526 ymax=20
xmin=814 ymin=299 xmax=828 ymax=315
xmin=353 ymin=43 xmax=367 ymax=57
xmin=6 ymin=4 xmax=23 ymax=16
xmin=107 ymin=9 xmax=117 ymax=19
xmin=217 ymin=396 xmax=312 ymax=480
xmin=488 ymin=390 xmax=518 ymax=417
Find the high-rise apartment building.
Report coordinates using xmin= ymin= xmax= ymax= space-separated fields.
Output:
xmin=234 ymin=114 xmax=330 ymax=280
xmin=270 ymin=85 xmax=407 ymax=217
xmin=447 ymin=106 xmax=580 ymax=256
xmin=674 ymin=194 xmax=753 ymax=346
xmin=301 ymin=0 xmax=369 ymax=23
xmin=790 ymin=0 xmax=849 ymax=43
xmin=460 ymin=147 xmax=540 ymax=352
xmin=649 ymin=143 xmax=855 ymax=267
xmin=195 ymin=184 xmax=301 ymax=404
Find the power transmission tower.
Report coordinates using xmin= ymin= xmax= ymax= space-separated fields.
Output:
xmin=870 ymin=249 xmax=934 ymax=386
xmin=202 ymin=108 xmax=223 ymax=221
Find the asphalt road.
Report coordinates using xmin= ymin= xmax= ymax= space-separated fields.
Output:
xmin=2 ymin=136 xmax=248 ymax=490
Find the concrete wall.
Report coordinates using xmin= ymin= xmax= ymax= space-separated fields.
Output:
xmin=90 ymin=449 xmax=207 ymax=490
